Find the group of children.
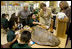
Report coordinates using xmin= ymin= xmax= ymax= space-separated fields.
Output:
xmin=1 ymin=12 xmax=42 ymax=48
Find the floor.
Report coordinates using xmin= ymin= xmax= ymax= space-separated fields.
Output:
xmin=1 ymin=29 xmax=71 ymax=48
xmin=66 ymin=39 xmax=71 ymax=48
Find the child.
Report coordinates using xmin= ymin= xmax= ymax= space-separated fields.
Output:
xmin=1 ymin=35 xmax=18 ymax=48
xmin=7 ymin=21 xmax=18 ymax=42
xmin=6 ymin=14 xmax=9 ymax=21
xmin=1 ymin=14 xmax=9 ymax=32
xmin=29 ymin=14 xmax=42 ymax=27
xmin=12 ymin=30 xmax=32 ymax=48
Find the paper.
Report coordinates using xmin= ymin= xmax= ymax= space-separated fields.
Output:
xmin=57 ymin=12 xmax=66 ymax=19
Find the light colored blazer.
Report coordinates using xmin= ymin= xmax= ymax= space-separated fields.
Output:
xmin=39 ymin=8 xmax=52 ymax=26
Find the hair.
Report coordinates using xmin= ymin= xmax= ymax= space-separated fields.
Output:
xmin=9 ymin=13 xmax=18 ymax=24
xmin=8 ymin=21 xmax=16 ymax=29
xmin=6 ymin=14 xmax=9 ymax=16
xmin=33 ymin=14 xmax=37 ymax=16
xmin=27 ymin=13 xmax=34 ymax=20
xmin=2 ymin=13 xmax=6 ymax=18
xmin=40 ymin=3 xmax=46 ymax=9
xmin=23 ymin=3 xmax=29 ymax=10
xmin=20 ymin=30 xmax=31 ymax=43
xmin=52 ymin=7 xmax=56 ymax=14
xmin=11 ymin=13 xmax=16 ymax=18
xmin=12 ymin=13 xmax=15 ymax=17
xmin=9 ymin=13 xmax=18 ymax=29
xmin=60 ymin=1 xmax=69 ymax=10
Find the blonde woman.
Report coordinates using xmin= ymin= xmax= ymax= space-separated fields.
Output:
xmin=39 ymin=3 xmax=52 ymax=27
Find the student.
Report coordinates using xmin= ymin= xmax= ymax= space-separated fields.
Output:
xmin=9 ymin=13 xmax=18 ymax=24
xmin=1 ymin=13 xmax=9 ymax=32
xmin=7 ymin=21 xmax=18 ymax=42
xmin=1 ymin=35 xmax=18 ymax=48
xmin=29 ymin=14 xmax=42 ymax=27
xmin=12 ymin=30 xmax=32 ymax=48
xmin=6 ymin=14 xmax=9 ymax=21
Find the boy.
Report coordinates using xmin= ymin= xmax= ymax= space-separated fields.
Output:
xmin=29 ymin=14 xmax=42 ymax=27
xmin=1 ymin=35 xmax=18 ymax=48
xmin=7 ymin=21 xmax=18 ymax=42
xmin=1 ymin=14 xmax=9 ymax=32
xmin=12 ymin=30 xmax=32 ymax=48
xmin=6 ymin=14 xmax=9 ymax=21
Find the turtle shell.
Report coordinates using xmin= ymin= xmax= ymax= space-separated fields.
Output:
xmin=31 ymin=25 xmax=60 ymax=47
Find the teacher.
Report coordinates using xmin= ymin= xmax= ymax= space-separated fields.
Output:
xmin=39 ymin=3 xmax=52 ymax=27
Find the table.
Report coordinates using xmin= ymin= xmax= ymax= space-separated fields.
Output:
xmin=15 ymin=26 xmax=67 ymax=48
xmin=31 ymin=30 xmax=67 ymax=48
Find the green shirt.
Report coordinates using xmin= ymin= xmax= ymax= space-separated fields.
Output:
xmin=1 ymin=18 xmax=8 ymax=29
xmin=12 ymin=43 xmax=32 ymax=48
xmin=7 ymin=30 xmax=16 ymax=42
xmin=34 ymin=9 xmax=39 ymax=14
xmin=29 ymin=19 xmax=39 ymax=27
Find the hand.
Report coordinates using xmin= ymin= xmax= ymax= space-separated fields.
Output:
xmin=38 ymin=23 xmax=44 ymax=25
xmin=38 ymin=23 xmax=41 ymax=25
xmin=12 ymin=35 xmax=19 ymax=42
xmin=46 ymin=26 xmax=49 ymax=29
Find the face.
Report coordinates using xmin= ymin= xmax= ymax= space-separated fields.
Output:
xmin=59 ymin=3 xmax=63 ymax=9
xmin=6 ymin=15 xmax=9 ymax=19
xmin=32 ymin=14 xmax=36 ymax=19
xmin=13 ymin=22 xmax=18 ymax=30
xmin=42 ymin=7 xmax=46 ymax=11
xmin=24 ymin=6 xmax=28 ymax=11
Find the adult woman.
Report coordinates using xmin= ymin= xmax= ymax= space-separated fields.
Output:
xmin=39 ymin=3 xmax=52 ymax=27
xmin=59 ymin=1 xmax=71 ymax=46
xmin=59 ymin=1 xmax=71 ymax=38
xmin=59 ymin=1 xmax=71 ymax=28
